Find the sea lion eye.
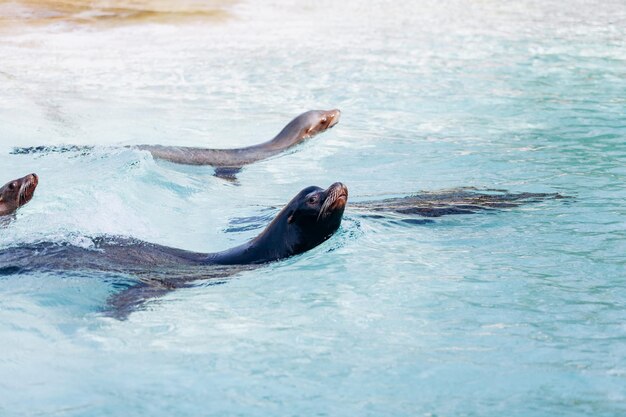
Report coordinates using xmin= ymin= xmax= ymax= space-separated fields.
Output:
xmin=320 ymin=117 xmax=327 ymax=124
xmin=8 ymin=182 xmax=16 ymax=191
xmin=308 ymin=195 xmax=319 ymax=204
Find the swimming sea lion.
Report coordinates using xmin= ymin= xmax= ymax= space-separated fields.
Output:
xmin=136 ymin=109 xmax=341 ymax=166
xmin=224 ymin=188 xmax=568 ymax=232
xmin=349 ymin=188 xmax=567 ymax=217
xmin=11 ymin=109 xmax=341 ymax=179
xmin=0 ymin=173 xmax=38 ymax=216
xmin=0 ymin=182 xmax=348 ymax=317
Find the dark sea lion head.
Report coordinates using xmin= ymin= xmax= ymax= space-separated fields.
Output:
xmin=211 ymin=182 xmax=348 ymax=265
xmin=269 ymin=109 xmax=341 ymax=149
xmin=0 ymin=173 xmax=38 ymax=216
xmin=278 ymin=181 xmax=348 ymax=254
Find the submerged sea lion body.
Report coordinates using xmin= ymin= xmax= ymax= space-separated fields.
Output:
xmin=0 ymin=173 xmax=38 ymax=217
xmin=0 ymin=182 xmax=348 ymax=318
xmin=350 ymin=188 xmax=567 ymax=217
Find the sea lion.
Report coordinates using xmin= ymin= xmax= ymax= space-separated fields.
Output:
xmin=11 ymin=109 xmax=341 ymax=179
xmin=0 ymin=173 xmax=38 ymax=216
xmin=224 ymin=188 xmax=568 ymax=232
xmin=0 ymin=182 xmax=348 ymax=318
xmin=349 ymin=188 xmax=567 ymax=217
xmin=136 ymin=109 xmax=341 ymax=166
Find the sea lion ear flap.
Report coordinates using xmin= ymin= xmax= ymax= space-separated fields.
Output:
xmin=287 ymin=209 xmax=297 ymax=224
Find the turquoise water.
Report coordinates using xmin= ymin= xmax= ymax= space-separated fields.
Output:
xmin=1 ymin=0 xmax=626 ymax=415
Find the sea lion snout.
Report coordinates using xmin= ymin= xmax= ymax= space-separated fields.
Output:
xmin=306 ymin=109 xmax=341 ymax=136
xmin=325 ymin=109 xmax=341 ymax=128
xmin=22 ymin=173 xmax=39 ymax=204
xmin=318 ymin=182 xmax=348 ymax=220
xmin=326 ymin=182 xmax=348 ymax=208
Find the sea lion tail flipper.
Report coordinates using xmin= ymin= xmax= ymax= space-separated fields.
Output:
xmin=11 ymin=145 xmax=94 ymax=156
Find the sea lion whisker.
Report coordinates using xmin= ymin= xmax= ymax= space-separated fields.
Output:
xmin=318 ymin=195 xmax=333 ymax=221
xmin=17 ymin=181 xmax=27 ymax=206
xmin=318 ymin=187 xmax=342 ymax=221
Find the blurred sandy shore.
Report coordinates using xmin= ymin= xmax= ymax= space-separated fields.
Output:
xmin=0 ymin=0 xmax=234 ymax=27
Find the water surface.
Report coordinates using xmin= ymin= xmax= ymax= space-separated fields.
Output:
xmin=1 ymin=0 xmax=625 ymax=416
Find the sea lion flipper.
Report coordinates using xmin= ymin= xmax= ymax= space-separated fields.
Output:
xmin=104 ymin=280 xmax=177 ymax=320
xmin=213 ymin=166 xmax=242 ymax=182
xmin=104 ymin=277 xmax=230 ymax=319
